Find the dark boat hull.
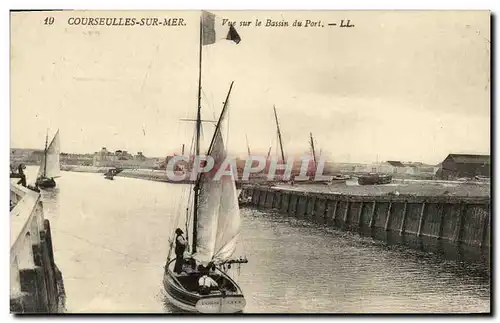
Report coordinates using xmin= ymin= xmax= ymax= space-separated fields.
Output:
xmin=357 ymin=174 xmax=392 ymax=185
xmin=36 ymin=177 xmax=56 ymax=189
xmin=163 ymin=259 xmax=246 ymax=313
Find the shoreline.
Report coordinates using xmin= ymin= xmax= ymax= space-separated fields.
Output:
xmin=60 ymin=165 xmax=490 ymax=198
xmin=61 ymin=165 xmax=188 ymax=183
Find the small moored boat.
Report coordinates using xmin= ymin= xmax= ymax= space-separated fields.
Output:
xmin=104 ymin=167 xmax=123 ymax=180
xmin=357 ymin=173 xmax=392 ymax=185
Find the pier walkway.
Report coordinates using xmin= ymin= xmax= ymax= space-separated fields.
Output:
xmin=10 ymin=181 xmax=65 ymax=313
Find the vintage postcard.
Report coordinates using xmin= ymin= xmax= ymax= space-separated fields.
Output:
xmin=10 ymin=10 xmax=490 ymax=314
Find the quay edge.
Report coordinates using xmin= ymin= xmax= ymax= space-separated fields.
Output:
xmin=240 ymin=184 xmax=491 ymax=266
xmin=10 ymin=182 xmax=66 ymax=313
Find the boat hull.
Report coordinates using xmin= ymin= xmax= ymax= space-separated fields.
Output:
xmin=163 ymin=259 xmax=246 ymax=313
xmin=36 ymin=177 xmax=56 ymax=189
xmin=104 ymin=175 xmax=114 ymax=180
xmin=357 ymin=174 xmax=392 ymax=185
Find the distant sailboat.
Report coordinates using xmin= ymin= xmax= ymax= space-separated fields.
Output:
xmin=293 ymin=132 xmax=349 ymax=185
xmin=36 ymin=130 xmax=60 ymax=189
xmin=269 ymin=105 xmax=292 ymax=184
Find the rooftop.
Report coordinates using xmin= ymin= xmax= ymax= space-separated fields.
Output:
xmin=446 ymin=154 xmax=490 ymax=165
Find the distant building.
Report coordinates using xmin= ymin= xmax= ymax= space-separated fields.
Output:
xmin=134 ymin=152 xmax=146 ymax=161
xmin=93 ymin=147 xmax=157 ymax=169
xmin=386 ymin=161 xmax=405 ymax=167
xmin=437 ymin=154 xmax=490 ymax=180
xmin=60 ymin=152 xmax=94 ymax=166
xmin=10 ymin=148 xmax=44 ymax=165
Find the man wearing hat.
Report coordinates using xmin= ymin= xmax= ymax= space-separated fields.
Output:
xmin=174 ymin=228 xmax=187 ymax=274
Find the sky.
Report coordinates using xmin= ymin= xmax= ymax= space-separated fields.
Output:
xmin=10 ymin=10 xmax=490 ymax=164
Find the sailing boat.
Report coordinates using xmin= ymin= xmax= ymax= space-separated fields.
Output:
xmin=163 ymin=11 xmax=247 ymax=314
xmin=269 ymin=105 xmax=294 ymax=185
xmin=294 ymin=132 xmax=350 ymax=185
xmin=35 ymin=130 xmax=60 ymax=189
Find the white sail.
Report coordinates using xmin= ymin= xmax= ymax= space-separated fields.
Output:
xmin=193 ymin=101 xmax=240 ymax=266
xmin=37 ymin=130 xmax=61 ymax=179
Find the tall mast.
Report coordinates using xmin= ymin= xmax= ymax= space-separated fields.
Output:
xmin=43 ymin=130 xmax=48 ymax=177
xmin=205 ymin=82 xmax=234 ymax=156
xmin=310 ymin=132 xmax=317 ymax=166
xmin=192 ymin=14 xmax=204 ymax=254
xmin=273 ymin=105 xmax=286 ymax=163
xmin=245 ymin=134 xmax=251 ymax=156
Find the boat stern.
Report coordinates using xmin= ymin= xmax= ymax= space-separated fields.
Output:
xmin=195 ymin=295 xmax=246 ymax=313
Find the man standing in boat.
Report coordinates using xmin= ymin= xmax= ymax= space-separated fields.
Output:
xmin=174 ymin=228 xmax=187 ymax=274
xmin=17 ymin=163 xmax=26 ymax=187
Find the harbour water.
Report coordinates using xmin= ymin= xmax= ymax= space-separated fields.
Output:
xmin=24 ymin=167 xmax=490 ymax=313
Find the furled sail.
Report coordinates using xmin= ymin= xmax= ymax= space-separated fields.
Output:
xmin=193 ymin=100 xmax=240 ymax=266
xmin=37 ymin=130 xmax=61 ymax=179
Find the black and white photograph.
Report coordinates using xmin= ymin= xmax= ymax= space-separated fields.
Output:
xmin=9 ymin=9 xmax=491 ymax=314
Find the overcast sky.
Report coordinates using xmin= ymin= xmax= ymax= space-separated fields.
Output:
xmin=10 ymin=10 xmax=490 ymax=164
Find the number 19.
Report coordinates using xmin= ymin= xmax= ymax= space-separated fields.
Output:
xmin=44 ymin=17 xmax=55 ymax=25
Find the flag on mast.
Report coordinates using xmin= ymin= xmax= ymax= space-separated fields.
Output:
xmin=201 ymin=11 xmax=216 ymax=45
xmin=226 ymin=24 xmax=241 ymax=44
xmin=201 ymin=11 xmax=241 ymax=46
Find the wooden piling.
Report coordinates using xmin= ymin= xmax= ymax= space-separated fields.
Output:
xmin=343 ymin=201 xmax=350 ymax=223
xmin=453 ymin=203 xmax=466 ymax=243
xmin=480 ymin=210 xmax=490 ymax=249
xmin=399 ymin=202 xmax=408 ymax=235
xmin=437 ymin=204 xmax=446 ymax=240
xmin=384 ymin=202 xmax=393 ymax=231
xmin=332 ymin=200 xmax=339 ymax=223
xmin=417 ymin=202 xmax=427 ymax=237
xmin=310 ymin=197 xmax=317 ymax=219
xmin=254 ymin=189 xmax=260 ymax=207
xmin=294 ymin=195 xmax=300 ymax=217
xmin=369 ymin=201 xmax=376 ymax=228
xmin=239 ymin=186 xmax=490 ymax=260
xmin=357 ymin=202 xmax=364 ymax=228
